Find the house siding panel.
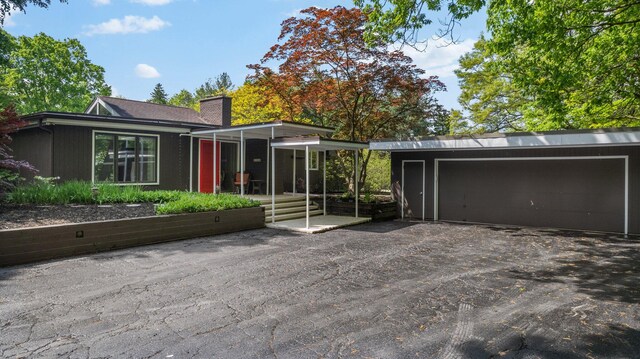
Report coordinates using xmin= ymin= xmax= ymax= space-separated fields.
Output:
xmin=11 ymin=127 xmax=53 ymax=178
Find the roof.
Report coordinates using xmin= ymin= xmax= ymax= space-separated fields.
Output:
xmin=93 ymin=96 xmax=209 ymax=125
xmin=370 ymin=127 xmax=640 ymax=151
xmin=20 ymin=111 xmax=217 ymax=133
xmin=271 ymin=136 xmax=369 ymax=151
xmin=190 ymin=120 xmax=334 ymax=140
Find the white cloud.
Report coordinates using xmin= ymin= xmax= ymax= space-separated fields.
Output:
xmin=131 ymin=0 xmax=173 ymax=5
xmin=135 ymin=64 xmax=161 ymax=78
xmin=398 ymin=37 xmax=476 ymax=79
xmin=84 ymin=15 xmax=170 ymax=36
xmin=4 ymin=13 xmax=16 ymax=27
xmin=92 ymin=0 xmax=111 ymax=5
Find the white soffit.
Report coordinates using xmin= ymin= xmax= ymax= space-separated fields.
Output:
xmin=369 ymin=131 xmax=640 ymax=151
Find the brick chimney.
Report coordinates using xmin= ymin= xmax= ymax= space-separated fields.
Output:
xmin=199 ymin=96 xmax=232 ymax=127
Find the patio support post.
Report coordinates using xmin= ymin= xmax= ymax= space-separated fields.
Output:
xmin=267 ymin=127 xmax=274 ymax=195
xmin=189 ymin=136 xmax=193 ymax=192
xmin=355 ymin=149 xmax=359 ymax=218
xmin=213 ymin=133 xmax=217 ymax=194
xmin=305 ymin=145 xmax=310 ymax=229
xmin=271 ymin=141 xmax=275 ymax=223
xmin=240 ymin=130 xmax=244 ymax=196
xmin=323 ymin=150 xmax=326 ymax=216
xmin=292 ymin=149 xmax=296 ymax=195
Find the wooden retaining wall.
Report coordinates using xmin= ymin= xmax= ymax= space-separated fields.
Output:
xmin=0 ymin=207 xmax=265 ymax=267
xmin=325 ymin=201 xmax=398 ymax=222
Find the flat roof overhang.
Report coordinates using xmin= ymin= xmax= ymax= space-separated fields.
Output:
xmin=271 ymin=136 xmax=369 ymax=151
xmin=370 ymin=128 xmax=640 ymax=151
xmin=190 ymin=121 xmax=334 ymax=140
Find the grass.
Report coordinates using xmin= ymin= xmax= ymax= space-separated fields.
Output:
xmin=7 ymin=180 xmax=260 ymax=215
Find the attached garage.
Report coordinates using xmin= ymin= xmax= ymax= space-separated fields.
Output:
xmin=371 ymin=129 xmax=640 ymax=235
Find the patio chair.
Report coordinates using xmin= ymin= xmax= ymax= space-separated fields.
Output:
xmin=234 ymin=172 xmax=250 ymax=194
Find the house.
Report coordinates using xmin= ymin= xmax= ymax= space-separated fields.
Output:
xmin=371 ymin=129 xmax=640 ymax=235
xmin=13 ymin=96 xmax=334 ymax=194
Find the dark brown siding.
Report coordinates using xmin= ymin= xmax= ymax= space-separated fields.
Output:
xmin=391 ymin=146 xmax=640 ymax=234
xmin=11 ymin=127 xmax=53 ymax=178
xmin=51 ymin=126 xmax=189 ymax=190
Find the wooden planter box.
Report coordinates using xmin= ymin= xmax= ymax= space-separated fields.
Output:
xmin=0 ymin=207 xmax=265 ymax=267
xmin=325 ymin=200 xmax=397 ymax=222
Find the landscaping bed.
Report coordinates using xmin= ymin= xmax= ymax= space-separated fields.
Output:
xmin=0 ymin=203 xmax=156 ymax=230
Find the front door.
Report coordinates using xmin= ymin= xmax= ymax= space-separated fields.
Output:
xmin=199 ymin=140 xmax=220 ymax=193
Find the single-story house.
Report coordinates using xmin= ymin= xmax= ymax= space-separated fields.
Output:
xmin=371 ymin=129 xmax=640 ymax=235
xmin=13 ymin=96 xmax=338 ymax=194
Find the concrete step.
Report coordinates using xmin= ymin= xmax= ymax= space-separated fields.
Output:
xmin=262 ymin=200 xmax=308 ymax=211
xmin=265 ymin=209 xmax=324 ymax=223
xmin=254 ymin=196 xmax=308 ymax=205
xmin=265 ymin=205 xmax=319 ymax=217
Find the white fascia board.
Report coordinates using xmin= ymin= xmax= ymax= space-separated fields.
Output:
xmin=370 ymin=131 xmax=640 ymax=151
xmin=44 ymin=118 xmax=191 ymax=134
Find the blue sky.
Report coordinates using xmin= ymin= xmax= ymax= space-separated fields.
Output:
xmin=3 ymin=0 xmax=487 ymax=110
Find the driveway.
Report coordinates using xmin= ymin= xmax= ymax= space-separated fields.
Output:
xmin=1 ymin=221 xmax=639 ymax=358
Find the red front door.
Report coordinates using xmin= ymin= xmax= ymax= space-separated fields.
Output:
xmin=199 ymin=140 xmax=221 ymax=193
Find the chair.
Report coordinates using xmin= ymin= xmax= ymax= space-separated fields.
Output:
xmin=234 ymin=172 xmax=250 ymax=194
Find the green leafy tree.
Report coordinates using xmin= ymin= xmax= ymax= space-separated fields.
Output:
xmin=1 ymin=0 xmax=67 ymax=25
xmin=455 ymin=36 xmax=528 ymax=132
xmin=230 ymin=81 xmax=287 ymax=125
xmin=1 ymin=31 xmax=111 ymax=114
xmin=354 ymin=0 xmax=485 ymax=45
xmin=194 ymin=72 xmax=235 ymax=100
xmin=148 ymin=83 xmax=168 ymax=105
xmin=168 ymin=89 xmax=196 ymax=109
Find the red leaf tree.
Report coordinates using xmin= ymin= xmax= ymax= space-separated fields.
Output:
xmin=1 ymin=105 xmax=36 ymax=193
xmin=249 ymin=6 xmax=445 ymax=189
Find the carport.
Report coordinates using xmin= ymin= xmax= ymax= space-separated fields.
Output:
xmin=269 ymin=136 xmax=370 ymax=232
xmin=370 ymin=128 xmax=640 ymax=235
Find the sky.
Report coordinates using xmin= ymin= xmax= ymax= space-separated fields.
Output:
xmin=3 ymin=0 xmax=487 ymax=110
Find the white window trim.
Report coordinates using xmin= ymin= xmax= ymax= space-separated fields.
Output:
xmin=91 ymin=130 xmax=161 ymax=186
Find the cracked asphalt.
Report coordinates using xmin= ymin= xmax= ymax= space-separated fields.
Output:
xmin=1 ymin=221 xmax=640 ymax=358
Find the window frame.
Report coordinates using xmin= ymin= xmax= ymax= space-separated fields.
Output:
xmin=91 ymin=130 xmax=161 ymax=186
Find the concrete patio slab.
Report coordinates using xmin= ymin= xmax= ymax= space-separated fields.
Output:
xmin=266 ymin=215 xmax=371 ymax=233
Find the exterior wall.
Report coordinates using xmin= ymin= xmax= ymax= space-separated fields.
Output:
xmin=278 ymin=148 xmax=323 ymax=194
xmin=11 ymin=126 xmax=53 ymax=178
xmin=391 ymin=146 xmax=640 ymax=234
xmin=50 ymin=126 xmax=190 ymax=190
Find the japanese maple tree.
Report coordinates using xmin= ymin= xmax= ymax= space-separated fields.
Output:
xmin=0 ymin=105 xmax=35 ymax=193
xmin=249 ymin=6 xmax=445 ymax=189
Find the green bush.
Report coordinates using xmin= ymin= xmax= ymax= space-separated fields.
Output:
xmin=7 ymin=180 xmax=260 ymax=215
xmin=155 ymin=193 xmax=259 ymax=215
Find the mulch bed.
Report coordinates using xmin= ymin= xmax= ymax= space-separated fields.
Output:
xmin=0 ymin=203 xmax=157 ymax=230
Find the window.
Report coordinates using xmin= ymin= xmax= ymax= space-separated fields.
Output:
xmin=309 ymin=150 xmax=319 ymax=170
xmin=93 ymin=132 xmax=158 ymax=184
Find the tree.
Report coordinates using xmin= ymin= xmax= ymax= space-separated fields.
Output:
xmin=357 ymin=0 xmax=640 ymax=129
xmin=229 ymin=81 xmax=287 ymax=125
xmin=0 ymin=31 xmax=111 ymax=114
xmin=194 ymin=72 xmax=235 ymax=100
xmin=0 ymin=105 xmax=35 ymax=192
xmin=250 ymin=6 xmax=445 ymax=189
xmin=169 ymin=89 xmax=196 ymax=109
xmin=354 ymin=0 xmax=485 ymax=46
xmin=148 ymin=83 xmax=168 ymax=105
xmin=455 ymin=36 xmax=528 ymax=133
xmin=1 ymin=0 xmax=67 ymax=25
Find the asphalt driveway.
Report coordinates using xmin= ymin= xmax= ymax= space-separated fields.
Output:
xmin=1 ymin=221 xmax=639 ymax=358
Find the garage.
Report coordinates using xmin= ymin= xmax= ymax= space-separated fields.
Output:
xmin=435 ymin=157 xmax=627 ymax=233
xmin=371 ymin=128 xmax=640 ymax=235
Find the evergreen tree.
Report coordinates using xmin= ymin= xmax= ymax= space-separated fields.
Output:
xmin=149 ymin=83 xmax=168 ymax=105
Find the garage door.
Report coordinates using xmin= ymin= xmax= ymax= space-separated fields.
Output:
xmin=436 ymin=157 xmax=626 ymax=233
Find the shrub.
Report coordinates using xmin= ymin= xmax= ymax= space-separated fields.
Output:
xmin=7 ymin=180 xmax=260 ymax=215
xmin=155 ymin=193 xmax=259 ymax=215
